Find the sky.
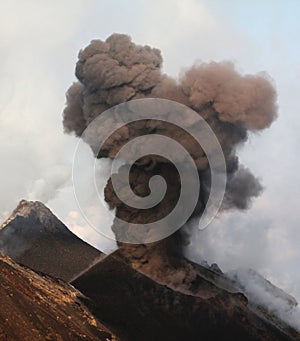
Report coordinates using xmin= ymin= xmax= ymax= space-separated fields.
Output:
xmin=0 ymin=0 xmax=299 ymax=301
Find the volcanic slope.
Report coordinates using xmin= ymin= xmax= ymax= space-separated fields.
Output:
xmin=72 ymin=252 xmax=300 ymax=341
xmin=0 ymin=200 xmax=103 ymax=281
xmin=0 ymin=253 xmax=117 ymax=341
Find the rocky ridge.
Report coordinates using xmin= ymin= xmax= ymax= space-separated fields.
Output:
xmin=0 ymin=200 xmax=103 ymax=281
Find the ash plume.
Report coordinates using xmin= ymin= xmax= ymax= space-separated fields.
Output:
xmin=63 ymin=33 xmax=277 ymax=257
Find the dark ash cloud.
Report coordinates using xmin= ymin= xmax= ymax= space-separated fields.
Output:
xmin=63 ymin=33 xmax=277 ymax=257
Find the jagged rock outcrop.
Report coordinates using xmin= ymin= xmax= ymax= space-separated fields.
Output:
xmin=0 ymin=200 xmax=103 ymax=281
xmin=0 ymin=253 xmax=117 ymax=341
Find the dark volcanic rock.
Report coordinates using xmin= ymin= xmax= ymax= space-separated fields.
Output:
xmin=72 ymin=253 xmax=298 ymax=341
xmin=0 ymin=253 xmax=117 ymax=341
xmin=0 ymin=200 xmax=103 ymax=281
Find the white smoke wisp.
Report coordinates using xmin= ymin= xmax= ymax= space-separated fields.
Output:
xmin=184 ymin=216 xmax=300 ymax=332
xmin=28 ymin=165 xmax=70 ymax=203
xmin=227 ymin=268 xmax=300 ymax=332
xmin=66 ymin=152 xmax=117 ymax=252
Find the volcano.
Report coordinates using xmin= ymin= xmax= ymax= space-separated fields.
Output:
xmin=1 ymin=201 xmax=300 ymax=340
xmin=0 ymin=200 xmax=103 ymax=281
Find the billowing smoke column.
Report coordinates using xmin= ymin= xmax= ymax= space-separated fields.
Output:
xmin=63 ymin=34 xmax=277 ymax=265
